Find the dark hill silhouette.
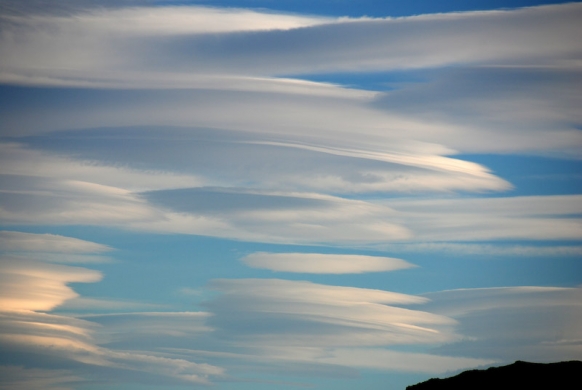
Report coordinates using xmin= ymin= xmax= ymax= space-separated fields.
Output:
xmin=406 ymin=360 xmax=582 ymax=390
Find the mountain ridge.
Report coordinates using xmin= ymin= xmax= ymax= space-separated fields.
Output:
xmin=406 ymin=360 xmax=582 ymax=389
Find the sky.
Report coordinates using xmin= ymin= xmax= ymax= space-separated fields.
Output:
xmin=0 ymin=0 xmax=581 ymax=389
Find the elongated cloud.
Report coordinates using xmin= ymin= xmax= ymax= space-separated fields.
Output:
xmin=241 ymin=252 xmax=416 ymax=273
xmin=0 ymin=174 xmax=160 ymax=225
xmin=1 ymin=4 xmax=580 ymax=85
xmin=207 ymin=278 xmax=455 ymax=347
xmin=196 ymin=278 xmax=496 ymax=374
xmin=0 ymin=231 xmax=110 ymax=254
xmin=384 ymin=195 xmax=582 ymax=241
xmin=381 ymin=242 xmax=582 ymax=257
xmin=0 ymin=258 xmax=101 ymax=312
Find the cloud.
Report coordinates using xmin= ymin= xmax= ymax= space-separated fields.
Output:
xmin=138 ymin=187 xmax=412 ymax=244
xmin=241 ymin=252 xmax=416 ymax=274
xmin=0 ymin=310 xmax=223 ymax=387
xmin=12 ymin=126 xmax=509 ymax=195
xmin=1 ymin=134 xmax=578 ymax=245
xmin=302 ymin=348 xmax=495 ymax=374
xmin=0 ymin=366 xmax=80 ymax=390
xmin=206 ymin=278 xmax=455 ymax=347
xmin=1 ymin=4 xmax=580 ymax=86
xmin=0 ymin=142 xmax=204 ymax=192
xmin=381 ymin=242 xmax=582 ymax=257
xmin=0 ymin=174 xmax=160 ymax=225
xmin=373 ymin=67 xmax=582 ymax=156
xmin=0 ymin=236 xmax=224 ymax=388
xmin=0 ymin=230 xmax=114 ymax=264
xmin=191 ymin=278 xmax=497 ymax=375
xmin=0 ymin=4 xmax=579 ymax=169
xmin=383 ymin=195 xmax=582 ymax=241
xmin=0 ymin=231 xmax=110 ymax=254
xmin=0 ymin=257 xmax=102 ymax=312
xmin=80 ymin=312 xmax=212 ymax=348
xmin=422 ymin=287 xmax=582 ymax=363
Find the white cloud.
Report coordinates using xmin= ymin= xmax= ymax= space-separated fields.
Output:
xmin=0 ymin=257 xmax=102 ymax=312
xmin=241 ymin=252 xmax=416 ymax=274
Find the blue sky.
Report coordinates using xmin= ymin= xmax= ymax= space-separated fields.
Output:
xmin=0 ymin=1 xmax=581 ymax=389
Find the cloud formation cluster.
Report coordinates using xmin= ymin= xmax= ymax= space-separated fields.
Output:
xmin=0 ymin=232 xmax=223 ymax=388
xmin=0 ymin=232 xmax=580 ymax=387
xmin=1 ymin=1 xmax=581 ymax=388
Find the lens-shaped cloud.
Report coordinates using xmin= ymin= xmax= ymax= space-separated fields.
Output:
xmin=241 ymin=252 xmax=416 ymax=274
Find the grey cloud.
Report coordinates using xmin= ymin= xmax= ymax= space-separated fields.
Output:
xmin=177 ymin=278 xmax=496 ymax=375
xmin=1 ymin=4 xmax=580 ymax=80
xmin=373 ymin=67 xmax=582 ymax=155
xmin=205 ymin=278 xmax=454 ymax=347
xmin=0 ymin=0 xmax=147 ymax=16
xmin=82 ymin=312 xmax=212 ymax=348
xmin=142 ymin=187 xmax=331 ymax=215
xmin=133 ymin=188 xmax=412 ymax=244
xmin=0 ymin=366 xmax=80 ymax=390
xmin=0 ymin=174 xmax=160 ymax=225
xmin=421 ymin=287 xmax=582 ymax=363
xmin=380 ymin=242 xmax=582 ymax=257
xmin=383 ymin=195 xmax=582 ymax=241
xmin=0 ymin=231 xmax=111 ymax=254
xmin=15 ymin=125 xmax=509 ymax=194
xmin=158 ymin=4 xmax=581 ymax=75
